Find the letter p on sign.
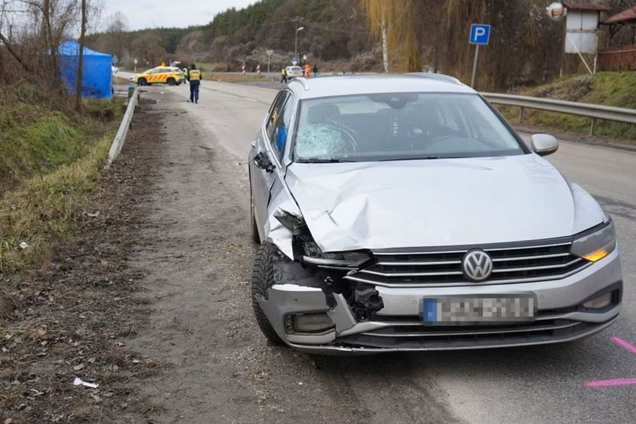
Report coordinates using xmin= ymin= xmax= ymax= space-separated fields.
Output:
xmin=469 ymin=24 xmax=491 ymax=45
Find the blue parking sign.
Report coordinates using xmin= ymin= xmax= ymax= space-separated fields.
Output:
xmin=469 ymin=24 xmax=491 ymax=45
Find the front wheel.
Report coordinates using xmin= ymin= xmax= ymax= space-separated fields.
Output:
xmin=138 ymin=78 xmax=148 ymax=86
xmin=251 ymin=244 xmax=284 ymax=345
xmin=167 ymin=78 xmax=176 ymax=86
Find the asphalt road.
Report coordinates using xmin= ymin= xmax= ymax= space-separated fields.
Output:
xmin=122 ymin=74 xmax=636 ymax=424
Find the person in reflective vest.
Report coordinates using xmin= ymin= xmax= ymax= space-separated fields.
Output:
xmin=183 ymin=67 xmax=188 ymax=82
xmin=188 ymin=64 xmax=202 ymax=104
xmin=305 ymin=63 xmax=311 ymax=79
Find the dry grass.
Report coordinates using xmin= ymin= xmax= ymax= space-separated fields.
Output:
xmin=499 ymin=72 xmax=636 ymax=142
xmin=0 ymin=134 xmax=113 ymax=274
xmin=0 ymin=84 xmax=121 ymax=275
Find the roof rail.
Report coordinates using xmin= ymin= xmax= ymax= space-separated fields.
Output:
xmin=289 ymin=78 xmax=310 ymax=91
xmin=405 ymin=72 xmax=463 ymax=86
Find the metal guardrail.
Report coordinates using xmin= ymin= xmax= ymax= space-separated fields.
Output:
xmin=104 ymin=87 xmax=140 ymax=169
xmin=482 ymin=92 xmax=636 ymax=135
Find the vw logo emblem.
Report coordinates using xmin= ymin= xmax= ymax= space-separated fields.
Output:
xmin=462 ymin=250 xmax=493 ymax=282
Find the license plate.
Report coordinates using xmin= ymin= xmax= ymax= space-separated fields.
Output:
xmin=423 ymin=296 xmax=536 ymax=324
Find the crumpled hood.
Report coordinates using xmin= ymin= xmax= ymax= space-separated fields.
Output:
xmin=284 ymin=154 xmax=604 ymax=253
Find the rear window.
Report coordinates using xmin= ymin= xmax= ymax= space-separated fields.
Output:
xmin=293 ymin=93 xmax=527 ymax=162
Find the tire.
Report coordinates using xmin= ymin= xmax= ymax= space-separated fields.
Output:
xmin=252 ymin=243 xmax=284 ymax=345
xmin=168 ymin=78 xmax=176 ymax=86
xmin=138 ymin=78 xmax=148 ymax=86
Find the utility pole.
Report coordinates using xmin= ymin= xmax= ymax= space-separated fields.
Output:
xmin=293 ymin=16 xmax=303 ymax=59
xmin=266 ymin=49 xmax=273 ymax=73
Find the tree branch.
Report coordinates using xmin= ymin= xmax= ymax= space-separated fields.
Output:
xmin=0 ymin=30 xmax=31 ymax=72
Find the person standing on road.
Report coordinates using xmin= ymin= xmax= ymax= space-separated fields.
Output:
xmin=188 ymin=64 xmax=202 ymax=104
xmin=313 ymin=64 xmax=318 ymax=77
xmin=305 ymin=63 xmax=311 ymax=79
xmin=183 ymin=66 xmax=189 ymax=83
xmin=280 ymin=67 xmax=288 ymax=84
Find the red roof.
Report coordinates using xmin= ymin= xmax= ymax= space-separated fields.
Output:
xmin=564 ymin=3 xmax=610 ymax=12
xmin=604 ymin=6 xmax=636 ymax=24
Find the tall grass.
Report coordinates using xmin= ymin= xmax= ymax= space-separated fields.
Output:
xmin=0 ymin=84 xmax=120 ymax=195
xmin=0 ymin=84 xmax=121 ymax=274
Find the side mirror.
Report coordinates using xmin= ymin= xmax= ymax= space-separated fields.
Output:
xmin=530 ymin=134 xmax=559 ymax=157
xmin=254 ymin=152 xmax=275 ymax=173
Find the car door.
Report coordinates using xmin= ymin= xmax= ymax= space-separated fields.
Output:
xmin=251 ymin=90 xmax=293 ymax=239
xmin=157 ymin=68 xmax=169 ymax=83
xmin=147 ymin=69 xmax=160 ymax=83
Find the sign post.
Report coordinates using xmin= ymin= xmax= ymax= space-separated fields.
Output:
xmin=266 ymin=50 xmax=273 ymax=73
xmin=469 ymin=24 xmax=491 ymax=89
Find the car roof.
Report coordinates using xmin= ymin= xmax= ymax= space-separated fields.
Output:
xmin=287 ymin=73 xmax=475 ymax=99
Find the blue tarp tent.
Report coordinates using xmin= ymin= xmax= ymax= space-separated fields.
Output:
xmin=57 ymin=40 xmax=113 ymax=99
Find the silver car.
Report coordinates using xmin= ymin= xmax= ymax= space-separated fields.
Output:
xmin=285 ymin=66 xmax=304 ymax=79
xmin=248 ymin=74 xmax=622 ymax=354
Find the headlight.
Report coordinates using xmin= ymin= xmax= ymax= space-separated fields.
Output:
xmin=302 ymin=251 xmax=371 ymax=269
xmin=571 ymin=220 xmax=616 ymax=262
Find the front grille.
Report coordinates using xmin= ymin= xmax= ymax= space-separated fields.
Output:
xmin=337 ymin=319 xmax=603 ymax=349
xmin=345 ymin=241 xmax=591 ymax=287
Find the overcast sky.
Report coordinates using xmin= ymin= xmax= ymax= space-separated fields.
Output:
xmin=103 ymin=0 xmax=256 ymax=30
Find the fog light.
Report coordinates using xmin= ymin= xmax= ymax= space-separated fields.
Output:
xmin=290 ymin=313 xmax=334 ymax=334
xmin=583 ymin=293 xmax=612 ymax=309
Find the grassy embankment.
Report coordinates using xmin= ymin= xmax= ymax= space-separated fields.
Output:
xmin=0 ymin=84 xmax=121 ymax=274
xmin=499 ymin=72 xmax=636 ymax=142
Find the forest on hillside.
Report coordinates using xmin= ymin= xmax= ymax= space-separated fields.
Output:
xmin=87 ymin=0 xmax=636 ymax=90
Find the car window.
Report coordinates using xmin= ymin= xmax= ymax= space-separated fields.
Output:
xmin=271 ymin=96 xmax=294 ymax=160
xmin=293 ymin=93 xmax=526 ymax=162
xmin=266 ymin=92 xmax=290 ymax=142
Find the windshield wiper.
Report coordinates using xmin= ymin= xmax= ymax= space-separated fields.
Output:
xmin=378 ymin=156 xmax=441 ymax=162
xmin=296 ymin=158 xmax=355 ymax=163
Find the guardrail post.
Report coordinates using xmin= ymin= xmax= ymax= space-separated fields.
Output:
xmin=519 ymin=107 xmax=525 ymax=124
xmin=590 ymin=118 xmax=597 ymax=136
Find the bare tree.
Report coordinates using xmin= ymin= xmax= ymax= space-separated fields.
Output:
xmin=104 ymin=11 xmax=128 ymax=61
xmin=76 ymin=0 xmax=86 ymax=112
xmin=0 ymin=0 xmax=81 ymax=88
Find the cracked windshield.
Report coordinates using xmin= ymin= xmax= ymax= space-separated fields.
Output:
xmin=295 ymin=93 xmax=525 ymax=162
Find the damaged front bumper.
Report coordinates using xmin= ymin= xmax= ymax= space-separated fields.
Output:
xmin=257 ymin=250 xmax=622 ymax=355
